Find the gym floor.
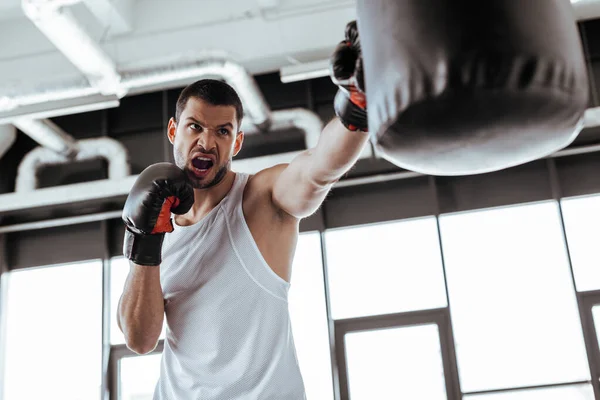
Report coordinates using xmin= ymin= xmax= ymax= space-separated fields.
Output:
xmin=3 ymin=1 xmax=600 ymax=400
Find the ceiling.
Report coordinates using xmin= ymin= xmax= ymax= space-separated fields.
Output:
xmin=0 ymin=0 xmax=355 ymax=89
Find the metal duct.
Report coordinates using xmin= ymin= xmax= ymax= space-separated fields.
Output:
xmin=121 ymin=55 xmax=272 ymax=130
xmin=1 ymin=56 xmax=273 ymax=130
xmin=0 ymin=125 xmax=17 ymax=160
xmin=237 ymin=107 xmax=374 ymax=174
xmin=15 ymin=137 xmax=130 ymax=192
xmin=242 ymin=108 xmax=322 ymax=146
xmin=234 ymin=108 xmax=373 ymax=174
xmin=233 ymin=108 xmax=323 ymax=175
xmin=12 ymin=118 xmax=79 ymax=157
xmin=19 ymin=1 xmax=272 ymax=128
xmin=22 ymin=0 xmax=123 ymax=96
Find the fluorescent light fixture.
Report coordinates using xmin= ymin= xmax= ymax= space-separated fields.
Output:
xmin=280 ymin=59 xmax=331 ymax=83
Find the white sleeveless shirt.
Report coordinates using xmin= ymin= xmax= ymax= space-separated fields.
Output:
xmin=153 ymin=173 xmax=306 ymax=400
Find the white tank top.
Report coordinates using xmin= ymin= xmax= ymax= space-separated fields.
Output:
xmin=153 ymin=173 xmax=306 ymax=400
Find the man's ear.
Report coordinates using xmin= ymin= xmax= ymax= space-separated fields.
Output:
xmin=167 ymin=118 xmax=177 ymax=144
xmin=233 ymin=131 xmax=244 ymax=157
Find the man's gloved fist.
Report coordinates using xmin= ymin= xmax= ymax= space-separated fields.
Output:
xmin=330 ymin=20 xmax=368 ymax=132
xmin=122 ymin=163 xmax=194 ymax=266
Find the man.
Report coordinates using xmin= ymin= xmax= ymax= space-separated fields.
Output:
xmin=117 ymin=22 xmax=367 ymax=399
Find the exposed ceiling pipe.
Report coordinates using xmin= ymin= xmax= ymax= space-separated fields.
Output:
xmin=22 ymin=0 xmax=123 ymax=96
xmin=0 ymin=126 xmax=17 ymax=160
xmin=0 ymin=58 xmax=273 ymax=131
xmin=12 ymin=118 xmax=79 ymax=157
xmin=120 ymin=56 xmax=272 ymax=130
xmin=15 ymin=137 xmax=130 ymax=192
xmin=234 ymin=108 xmax=372 ymax=174
xmin=242 ymin=108 xmax=322 ymax=147
xmin=234 ymin=108 xmax=321 ymax=175
xmin=19 ymin=0 xmax=273 ymax=130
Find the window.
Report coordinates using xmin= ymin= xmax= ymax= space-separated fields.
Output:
xmin=2 ymin=260 xmax=103 ymax=400
xmin=119 ymin=353 xmax=162 ymax=400
xmin=344 ymin=324 xmax=447 ymax=400
xmin=439 ymin=202 xmax=590 ymax=393
xmin=325 ymin=217 xmax=447 ymax=320
xmin=288 ymin=232 xmax=334 ymax=400
xmin=561 ymin=194 xmax=600 ymax=292
xmin=463 ymin=383 xmax=594 ymax=400
xmin=111 ymin=257 xmax=166 ymax=345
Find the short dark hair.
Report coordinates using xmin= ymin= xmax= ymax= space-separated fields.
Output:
xmin=175 ymin=79 xmax=244 ymax=129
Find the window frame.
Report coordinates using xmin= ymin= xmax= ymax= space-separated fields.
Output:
xmin=333 ymin=308 xmax=461 ymax=400
xmin=577 ymin=290 xmax=600 ymax=398
xmin=109 ymin=340 xmax=165 ymax=400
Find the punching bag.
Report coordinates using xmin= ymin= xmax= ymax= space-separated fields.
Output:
xmin=356 ymin=0 xmax=589 ymax=176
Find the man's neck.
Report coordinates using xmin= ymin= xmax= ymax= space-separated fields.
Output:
xmin=175 ymin=170 xmax=236 ymax=226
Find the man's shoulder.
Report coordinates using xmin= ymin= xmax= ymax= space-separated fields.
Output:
xmin=242 ymin=164 xmax=297 ymax=221
xmin=245 ymin=163 xmax=288 ymax=193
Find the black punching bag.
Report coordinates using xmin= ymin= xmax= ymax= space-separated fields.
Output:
xmin=356 ymin=0 xmax=589 ymax=176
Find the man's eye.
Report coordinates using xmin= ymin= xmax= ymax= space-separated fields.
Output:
xmin=190 ymin=123 xmax=201 ymax=131
xmin=218 ymin=128 xmax=230 ymax=135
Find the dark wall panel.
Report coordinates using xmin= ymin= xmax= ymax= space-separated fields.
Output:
xmin=38 ymin=159 xmax=108 ymax=189
xmin=581 ymin=19 xmax=600 ymax=60
xmin=109 ymin=218 xmax=125 ymax=259
xmin=115 ymin=130 xmax=166 ymax=174
xmin=8 ymin=222 xmax=104 ymax=270
xmin=300 ymin=209 xmax=325 ymax=233
xmin=108 ymin=92 xmax=164 ymax=135
xmin=0 ymin=133 xmax=37 ymax=195
xmin=436 ymin=160 xmax=553 ymax=214
xmin=556 ymin=152 xmax=600 ymax=198
xmin=325 ymin=176 xmax=435 ymax=229
xmin=0 ymin=235 xmax=7 ymax=274
xmin=255 ymin=74 xmax=308 ymax=110
xmin=52 ymin=109 xmax=107 ymax=139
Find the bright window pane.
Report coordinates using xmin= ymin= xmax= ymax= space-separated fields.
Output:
xmin=440 ymin=202 xmax=589 ymax=393
xmin=120 ymin=354 xmax=162 ymax=400
xmin=561 ymin=195 xmax=600 ymax=292
xmin=463 ymin=384 xmax=594 ymax=400
xmin=2 ymin=260 xmax=103 ymax=400
xmin=111 ymin=257 xmax=166 ymax=345
xmin=345 ymin=324 xmax=447 ymax=400
xmin=289 ymin=232 xmax=334 ymax=400
xmin=325 ymin=217 xmax=447 ymax=320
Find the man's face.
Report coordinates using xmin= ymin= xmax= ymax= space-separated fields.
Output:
xmin=168 ymin=97 xmax=244 ymax=189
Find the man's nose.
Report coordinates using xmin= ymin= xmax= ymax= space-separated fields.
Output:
xmin=195 ymin=130 xmax=216 ymax=151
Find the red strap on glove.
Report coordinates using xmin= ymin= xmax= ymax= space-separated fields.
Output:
xmin=330 ymin=21 xmax=368 ymax=132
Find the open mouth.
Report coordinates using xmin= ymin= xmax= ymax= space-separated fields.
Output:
xmin=191 ymin=156 xmax=214 ymax=176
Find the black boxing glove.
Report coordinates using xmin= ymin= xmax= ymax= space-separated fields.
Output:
xmin=122 ymin=163 xmax=194 ymax=266
xmin=330 ymin=20 xmax=368 ymax=132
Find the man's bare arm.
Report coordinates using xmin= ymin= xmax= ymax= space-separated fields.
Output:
xmin=117 ymin=262 xmax=164 ymax=354
xmin=271 ymin=118 xmax=368 ymax=218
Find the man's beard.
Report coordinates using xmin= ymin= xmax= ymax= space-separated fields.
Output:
xmin=174 ymin=148 xmax=230 ymax=189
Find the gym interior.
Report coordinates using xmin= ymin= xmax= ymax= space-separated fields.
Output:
xmin=2 ymin=1 xmax=600 ymax=399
